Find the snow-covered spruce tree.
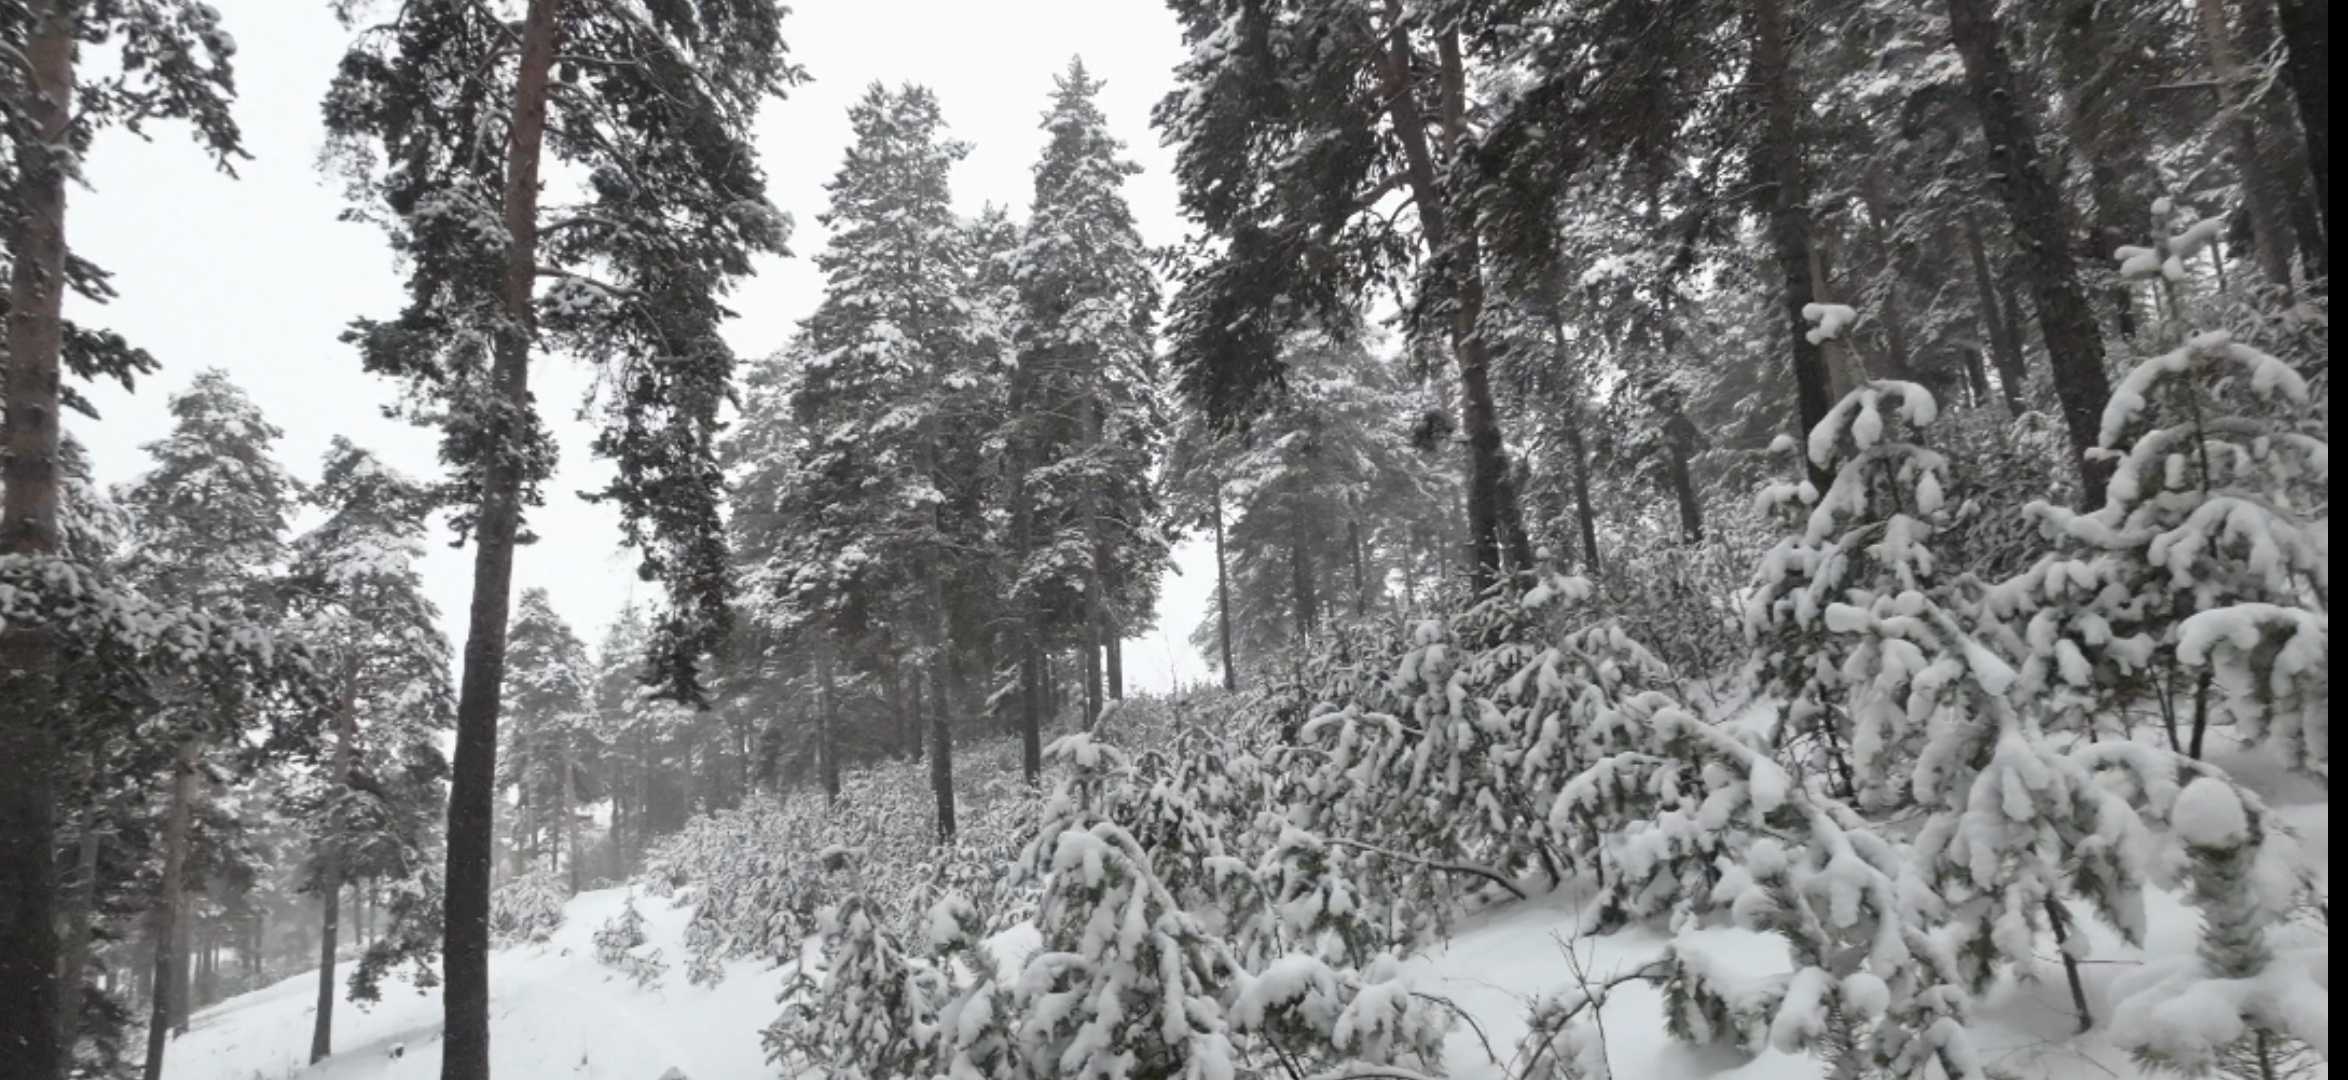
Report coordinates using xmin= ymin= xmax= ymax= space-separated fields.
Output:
xmin=0 ymin=0 xmax=243 ymax=1055
xmin=1287 ymin=565 xmax=1684 ymax=942
xmin=1007 ymin=58 xmax=1168 ymax=738
xmin=779 ymin=83 xmax=999 ymax=840
xmin=765 ymin=847 xmax=957 ymax=1078
xmin=2105 ymin=776 xmax=2326 ymax=1077
xmin=591 ymin=892 xmax=666 ymax=989
xmin=1998 ymin=218 xmax=2326 ymax=770
xmin=322 ymin=5 xmax=800 ymax=1068
xmin=119 ymin=369 xmax=300 ymax=1078
xmin=285 ymin=438 xmax=453 ymax=1062
xmin=498 ymin=589 xmax=599 ymax=893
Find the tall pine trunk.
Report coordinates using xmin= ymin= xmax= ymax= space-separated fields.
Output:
xmin=817 ymin=622 xmax=842 ymax=800
xmin=442 ymin=1 xmax=561 ymax=1076
xmin=1078 ymin=392 xmax=1105 ymax=729
xmin=1212 ymin=492 xmax=1237 ymax=691
xmin=1945 ymin=0 xmax=2115 ymax=503
xmin=1750 ymin=0 xmax=1837 ymax=481
xmin=2193 ymin=0 xmax=2299 ymax=291
xmin=1376 ymin=6 xmax=1531 ymax=590
xmin=0 ymin=2 xmax=76 ymax=1070
xmin=560 ymin=736 xmax=580 ymax=894
xmin=55 ymin=808 xmax=103 ymax=1079
xmin=2271 ymin=0 xmax=2326 ymax=239
xmin=142 ymin=741 xmax=198 ymax=1080
xmin=1962 ymin=216 xmax=2032 ymax=414
xmin=310 ymin=660 xmax=358 ymax=1063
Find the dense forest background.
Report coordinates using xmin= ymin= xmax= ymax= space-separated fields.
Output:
xmin=0 ymin=0 xmax=2325 ymax=1077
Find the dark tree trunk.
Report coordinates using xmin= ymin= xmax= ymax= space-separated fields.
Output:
xmin=1347 ymin=514 xmax=1369 ymax=614
xmin=1289 ymin=536 xmax=1318 ymax=643
xmin=2272 ymin=0 xmax=2327 ymax=240
xmin=142 ymin=743 xmax=197 ymax=1080
xmin=0 ymin=3 xmax=76 ymax=1071
xmin=1078 ymin=392 xmax=1107 ymax=729
xmin=442 ymin=2 xmax=562 ymax=1077
xmin=817 ymin=626 xmax=841 ymax=801
xmin=1018 ymin=637 xmax=1042 ymax=783
xmin=55 ymin=809 xmax=102 ymax=1079
xmin=1105 ymin=634 xmax=1122 ymax=701
xmin=307 ymin=881 xmax=339 ymax=1064
xmin=1376 ymin=6 xmax=1532 ymax=590
xmin=560 ymin=737 xmax=580 ymax=894
xmin=1962 ymin=217 xmax=2031 ymax=415
xmin=925 ymin=567 xmax=956 ymax=842
xmin=311 ymin=662 xmax=357 ymax=1064
xmin=2194 ymin=0 xmax=2299 ymax=291
xmin=1750 ymin=0 xmax=1837 ymax=483
xmin=1212 ymin=493 xmax=1237 ymax=691
xmin=1946 ymin=0 xmax=2116 ymax=502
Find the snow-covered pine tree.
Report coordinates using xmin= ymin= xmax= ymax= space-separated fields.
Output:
xmin=2002 ymin=212 xmax=2326 ymax=772
xmin=322 ymin=6 xmax=801 ymax=1066
xmin=119 ymin=369 xmax=298 ymax=1079
xmin=765 ymin=847 xmax=956 ymax=1078
xmin=1008 ymin=58 xmax=1168 ymax=735
xmin=499 ymin=589 xmax=599 ymax=893
xmin=783 ymin=83 xmax=996 ymax=840
xmin=285 ymin=438 xmax=453 ymax=1062
xmin=591 ymin=892 xmax=666 ymax=989
xmin=2105 ymin=776 xmax=2326 ymax=1077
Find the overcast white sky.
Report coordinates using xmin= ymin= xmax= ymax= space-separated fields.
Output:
xmin=63 ymin=0 xmax=1218 ymax=693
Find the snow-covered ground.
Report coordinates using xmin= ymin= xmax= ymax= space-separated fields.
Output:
xmin=171 ymin=741 xmax=2325 ymax=1080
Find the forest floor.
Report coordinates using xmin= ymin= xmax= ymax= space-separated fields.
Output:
xmin=172 ymin=741 xmax=2327 ymax=1080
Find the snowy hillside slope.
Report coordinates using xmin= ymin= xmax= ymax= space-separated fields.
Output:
xmin=172 ymin=739 xmax=2324 ymax=1080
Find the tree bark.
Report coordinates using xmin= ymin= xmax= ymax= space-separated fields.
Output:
xmin=1945 ymin=0 xmax=2116 ymax=503
xmin=1105 ymin=635 xmax=1122 ymax=701
xmin=2193 ymin=0 xmax=2299 ymax=291
xmin=55 ymin=808 xmax=102 ymax=1079
xmin=1289 ymin=534 xmax=1318 ymax=643
xmin=560 ymin=735 xmax=580 ymax=894
xmin=1212 ymin=493 xmax=1237 ymax=691
xmin=1962 ymin=216 xmax=2031 ymax=415
xmin=142 ymin=742 xmax=198 ymax=1080
xmin=2271 ymin=0 xmax=2327 ymax=241
xmin=1749 ymin=0 xmax=1838 ymax=483
xmin=1374 ymin=6 xmax=1532 ymax=589
xmin=0 ymin=4 xmax=76 ymax=1072
xmin=1078 ymin=393 xmax=1106 ymax=730
xmin=442 ymin=1 xmax=562 ymax=1076
xmin=310 ymin=658 xmax=358 ymax=1064
xmin=817 ymin=624 xmax=842 ymax=800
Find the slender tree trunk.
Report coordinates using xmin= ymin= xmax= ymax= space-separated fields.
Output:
xmin=1018 ymin=636 xmax=1042 ymax=783
xmin=307 ymin=877 xmax=339 ymax=1064
xmin=1962 ymin=217 xmax=2031 ymax=415
xmin=1289 ymin=534 xmax=1318 ymax=643
xmin=1750 ymin=0 xmax=1837 ymax=483
xmin=817 ymin=625 xmax=842 ymax=800
xmin=1945 ymin=0 xmax=2116 ymax=503
xmin=1212 ymin=493 xmax=1237 ymax=691
xmin=1105 ymin=634 xmax=1123 ymax=701
xmin=55 ymin=809 xmax=102 ymax=1079
xmin=1375 ymin=6 xmax=1531 ymax=589
xmin=142 ymin=742 xmax=197 ymax=1080
xmin=442 ymin=2 xmax=562 ymax=1076
xmin=0 ymin=4 xmax=77 ymax=1071
xmin=310 ymin=661 xmax=358 ymax=1064
xmin=923 ymin=561 xmax=956 ymax=841
xmin=560 ymin=736 xmax=580 ymax=894
xmin=1347 ymin=514 xmax=1369 ymax=615
xmin=1078 ymin=393 xmax=1106 ymax=730
xmin=172 ymin=895 xmax=190 ymax=1035
xmin=2271 ymin=0 xmax=2327 ymax=240
xmin=2193 ymin=0 xmax=2299 ymax=290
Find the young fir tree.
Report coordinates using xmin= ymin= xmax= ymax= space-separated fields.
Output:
xmin=118 ymin=370 xmax=296 ymax=1080
xmin=784 ymin=83 xmax=994 ymax=841
xmin=1 ymin=1 xmax=243 ymax=1059
xmin=286 ymin=438 xmax=452 ymax=1063
xmin=322 ymin=6 xmax=800 ymax=1069
xmin=498 ymin=589 xmax=598 ymax=893
xmin=1008 ymin=59 xmax=1167 ymax=745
